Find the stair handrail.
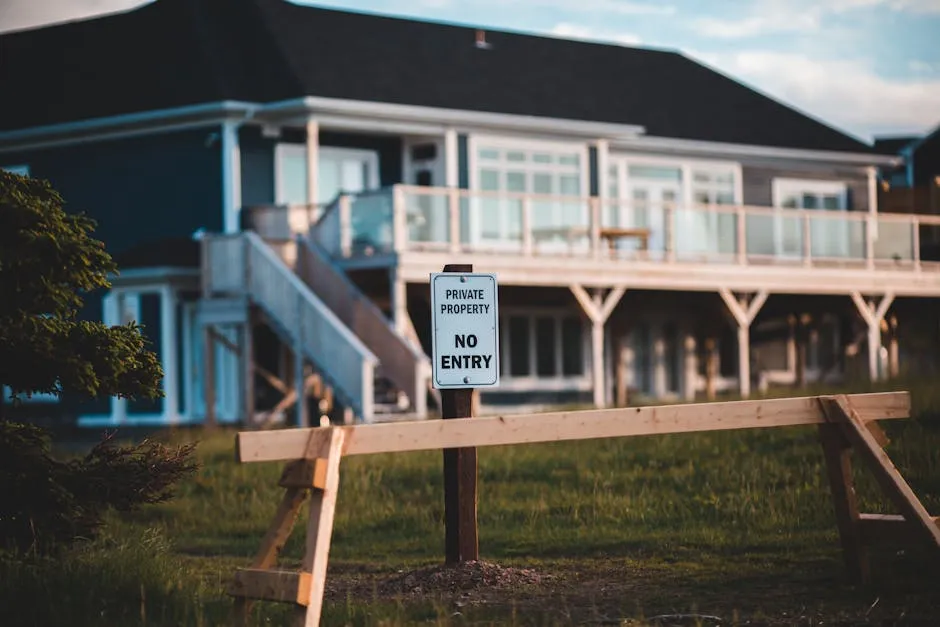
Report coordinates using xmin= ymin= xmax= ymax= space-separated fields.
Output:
xmin=296 ymin=235 xmax=430 ymax=417
xmin=203 ymin=232 xmax=378 ymax=421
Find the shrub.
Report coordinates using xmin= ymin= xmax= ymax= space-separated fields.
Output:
xmin=0 ymin=421 xmax=198 ymax=554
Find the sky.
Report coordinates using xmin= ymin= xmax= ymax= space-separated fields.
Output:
xmin=1 ymin=0 xmax=938 ymax=144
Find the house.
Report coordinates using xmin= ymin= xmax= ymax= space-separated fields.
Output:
xmin=875 ymin=126 xmax=940 ymax=222
xmin=3 ymin=0 xmax=938 ymax=428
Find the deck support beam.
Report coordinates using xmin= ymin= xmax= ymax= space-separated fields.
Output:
xmin=570 ymin=285 xmax=626 ymax=408
xmin=850 ymin=291 xmax=895 ymax=382
xmin=719 ymin=288 xmax=769 ymax=398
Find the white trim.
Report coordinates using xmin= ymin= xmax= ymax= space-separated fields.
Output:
xmin=1 ymin=163 xmax=29 ymax=175
xmin=444 ymin=128 xmax=459 ymax=187
xmin=614 ymin=135 xmax=901 ymax=167
xmin=0 ymin=101 xmax=258 ymax=153
xmin=262 ymin=96 xmax=646 ymax=140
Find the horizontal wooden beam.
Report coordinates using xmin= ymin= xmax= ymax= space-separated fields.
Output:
xmin=858 ymin=513 xmax=940 ymax=545
xmin=236 ymin=392 xmax=909 ymax=463
xmin=229 ymin=568 xmax=312 ymax=606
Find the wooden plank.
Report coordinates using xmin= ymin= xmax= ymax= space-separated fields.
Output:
xmin=230 ymin=569 xmax=312 ymax=605
xmin=858 ymin=513 xmax=940 ymax=545
xmin=236 ymin=392 xmax=910 ymax=463
xmin=830 ymin=395 xmax=940 ymax=550
xmin=230 ymin=486 xmax=308 ymax=623
xmin=294 ymin=428 xmax=345 ymax=627
xmin=817 ymin=408 xmax=869 ymax=584
xmin=279 ymin=459 xmax=327 ymax=490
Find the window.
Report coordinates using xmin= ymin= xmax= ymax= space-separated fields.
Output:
xmin=772 ymin=178 xmax=847 ymax=211
xmin=2 ymin=164 xmax=29 ymax=176
xmin=500 ymin=312 xmax=585 ymax=379
xmin=275 ymin=145 xmax=379 ymax=206
xmin=471 ymin=138 xmax=587 ymax=248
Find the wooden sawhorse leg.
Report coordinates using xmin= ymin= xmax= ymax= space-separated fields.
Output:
xmin=229 ymin=428 xmax=346 ymax=626
xmin=818 ymin=395 xmax=940 ymax=585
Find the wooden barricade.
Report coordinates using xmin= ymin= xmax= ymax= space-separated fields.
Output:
xmin=227 ymin=391 xmax=939 ymax=626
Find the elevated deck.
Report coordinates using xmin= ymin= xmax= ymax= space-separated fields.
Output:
xmin=289 ymin=185 xmax=940 ymax=296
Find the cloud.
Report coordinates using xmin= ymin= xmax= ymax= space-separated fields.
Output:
xmin=688 ymin=49 xmax=940 ymax=139
xmin=0 ymin=0 xmax=146 ymax=33
xmin=692 ymin=0 xmax=940 ymax=39
xmin=549 ymin=22 xmax=642 ymax=46
xmin=909 ymin=59 xmax=939 ymax=73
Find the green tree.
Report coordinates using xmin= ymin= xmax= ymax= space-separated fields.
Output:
xmin=0 ymin=170 xmax=163 ymax=409
xmin=0 ymin=170 xmax=196 ymax=554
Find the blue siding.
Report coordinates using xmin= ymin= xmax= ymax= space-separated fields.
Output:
xmin=589 ymin=146 xmax=599 ymax=196
xmin=458 ymin=134 xmax=469 ymax=189
xmin=9 ymin=126 xmax=224 ymax=257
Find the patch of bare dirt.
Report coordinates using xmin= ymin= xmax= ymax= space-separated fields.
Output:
xmin=378 ymin=559 xmax=552 ymax=600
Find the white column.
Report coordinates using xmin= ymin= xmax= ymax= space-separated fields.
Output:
xmin=389 ymin=266 xmax=407 ymax=334
xmin=102 ymin=291 xmax=127 ymax=424
xmin=683 ymin=331 xmax=697 ymax=401
xmin=718 ymin=288 xmax=769 ymax=398
xmin=221 ymin=121 xmax=242 ymax=234
xmin=570 ymin=285 xmax=626 ymax=408
xmin=850 ymin=291 xmax=895 ymax=382
xmin=305 ymin=118 xmax=319 ymax=211
xmin=867 ymin=165 xmax=878 ymax=268
xmin=444 ymin=128 xmax=459 ymax=187
xmin=652 ymin=325 xmax=667 ymax=398
xmin=160 ymin=286 xmax=180 ymax=423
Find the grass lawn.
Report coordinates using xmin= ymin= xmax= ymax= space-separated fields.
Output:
xmin=3 ymin=380 xmax=940 ymax=626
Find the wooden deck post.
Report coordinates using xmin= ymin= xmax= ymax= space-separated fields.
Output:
xmin=850 ymin=291 xmax=894 ymax=383
xmin=718 ymin=288 xmax=768 ymax=398
xmin=887 ymin=314 xmax=899 ymax=379
xmin=440 ymin=263 xmax=479 ymax=565
xmin=570 ymin=285 xmax=626 ymax=408
xmin=683 ymin=331 xmax=697 ymax=401
xmin=704 ymin=337 xmax=718 ymax=400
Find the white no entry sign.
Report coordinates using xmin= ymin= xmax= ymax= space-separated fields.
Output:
xmin=430 ymin=272 xmax=500 ymax=389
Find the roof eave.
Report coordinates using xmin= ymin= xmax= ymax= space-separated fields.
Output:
xmin=260 ymin=96 xmax=647 ymax=140
xmin=613 ymin=135 xmax=902 ymax=167
xmin=0 ymin=101 xmax=260 ymax=153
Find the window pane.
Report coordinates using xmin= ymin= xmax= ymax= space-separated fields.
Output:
xmin=506 ymin=151 xmax=526 ymax=162
xmin=822 ymin=194 xmax=840 ymax=210
xmin=629 ymin=165 xmax=682 ymax=182
xmin=506 ymin=171 xmax=526 ymax=193
xmin=479 ymin=148 xmax=499 ymax=160
xmin=280 ymin=152 xmax=308 ymax=204
xmin=532 ymin=153 xmax=552 ymax=164
xmin=558 ymin=154 xmax=580 ymax=166
xmin=509 ymin=317 xmax=530 ymax=376
xmin=532 ymin=173 xmax=552 ymax=195
xmin=559 ymin=174 xmax=580 ymax=196
xmin=535 ymin=318 xmax=556 ymax=376
xmin=802 ymin=194 xmax=819 ymax=209
xmin=561 ymin=318 xmax=583 ymax=376
xmin=480 ymin=170 xmax=500 ymax=191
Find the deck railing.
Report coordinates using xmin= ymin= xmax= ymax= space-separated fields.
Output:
xmin=309 ymin=185 xmax=940 ymax=271
xmin=203 ymin=232 xmax=377 ymax=421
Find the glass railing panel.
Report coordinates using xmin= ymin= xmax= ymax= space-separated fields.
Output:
xmin=349 ymin=192 xmax=394 ymax=255
xmin=808 ymin=213 xmax=865 ymax=260
xmin=874 ymin=218 xmax=914 ymax=262
xmin=673 ymin=207 xmax=737 ymax=260
xmin=745 ymin=211 xmax=802 ymax=260
xmin=401 ymin=189 xmax=450 ymax=246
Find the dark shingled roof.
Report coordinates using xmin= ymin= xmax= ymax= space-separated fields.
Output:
xmin=0 ymin=0 xmax=875 ymax=154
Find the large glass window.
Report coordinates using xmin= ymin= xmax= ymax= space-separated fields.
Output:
xmin=473 ymin=142 xmax=585 ymax=247
xmin=275 ymin=145 xmax=379 ymax=206
xmin=501 ymin=312 xmax=585 ymax=379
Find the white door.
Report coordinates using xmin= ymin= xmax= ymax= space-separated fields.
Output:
xmin=627 ymin=181 xmax=680 ymax=258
